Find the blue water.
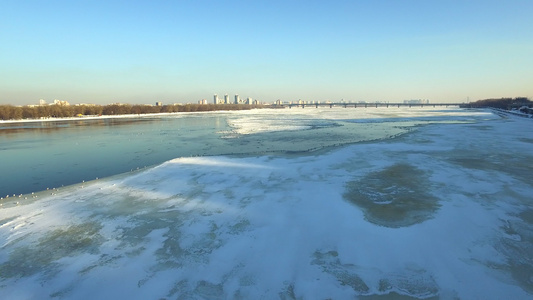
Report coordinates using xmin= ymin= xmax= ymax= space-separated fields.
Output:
xmin=1 ymin=115 xmax=232 ymax=196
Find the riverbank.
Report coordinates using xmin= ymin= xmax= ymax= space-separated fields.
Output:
xmin=0 ymin=109 xmax=266 ymax=124
xmin=0 ymin=104 xmax=267 ymax=122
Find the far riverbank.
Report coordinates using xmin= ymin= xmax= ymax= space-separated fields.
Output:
xmin=0 ymin=103 xmax=266 ymax=121
xmin=0 ymin=110 xmax=254 ymax=124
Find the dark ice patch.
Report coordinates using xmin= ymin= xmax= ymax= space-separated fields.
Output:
xmin=311 ymin=250 xmax=369 ymax=293
xmin=0 ymin=222 xmax=103 ymax=279
xmin=493 ymin=217 xmax=533 ymax=293
xmin=344 ymin=164 xmax=440 ymax=228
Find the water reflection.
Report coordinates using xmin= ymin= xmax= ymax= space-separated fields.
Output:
xmin=0 ymin=117 xmax=166 ymax=135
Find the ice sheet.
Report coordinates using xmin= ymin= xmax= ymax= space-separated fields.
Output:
xmin=1 ymin=109 xmax=532 ymax=299
xmin=224 ymin=106 xmax=495 ymax=135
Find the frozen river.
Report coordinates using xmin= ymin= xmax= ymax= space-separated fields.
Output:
xmin=1 ymin=107 xmax=488 ymax=196
xmin=1 ymin=107 xmax=532 ymax=299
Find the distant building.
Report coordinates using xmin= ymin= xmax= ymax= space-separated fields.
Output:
xmin=155 ymin=101 xmax=163 ymax=106
xmin=214 ymin=94 xmax=218 ymax=104
xmin=39 ymin=99 xmax=47 ymax=106
xmin=224 ymin=94 xmax=229 ymax=104
xmin=53 ymin=99 xmax=70 ymax=106
xmin=235 ymin=94 xmax=240 ymax=104
xmin=246 ymin=97 xmax=252 ymax=105
xmin=199 ymin=99 xmax=207 ymax=104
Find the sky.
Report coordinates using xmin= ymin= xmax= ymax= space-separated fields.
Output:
xmin=1 ymin=0 xmax=532 ymax=105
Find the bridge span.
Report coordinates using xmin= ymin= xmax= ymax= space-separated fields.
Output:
xmin=282 ymin=103 xmax=461 ymax=109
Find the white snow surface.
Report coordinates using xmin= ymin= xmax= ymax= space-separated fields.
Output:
xmin=224 ymin=106 xmax=490 ymax=135
xmin=1 ymin=108 xmax=532 ymax=299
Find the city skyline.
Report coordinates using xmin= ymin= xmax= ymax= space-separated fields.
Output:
xmin=1 ymin=1 xmax=532 ymax=105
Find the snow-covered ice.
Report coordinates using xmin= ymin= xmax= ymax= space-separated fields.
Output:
xmin=1 ymin=108 xmax=532 ymax=299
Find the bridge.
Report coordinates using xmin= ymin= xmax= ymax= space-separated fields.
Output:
xmin=280 ymin=102 xmax=462 ymax=109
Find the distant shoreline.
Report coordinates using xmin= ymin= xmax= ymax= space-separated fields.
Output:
xmin=0 ymin=105 xmax=468 ymax=124
xmin=0 ymin=103 xmax=267 ymax=122
xmin=0 ymin=110 xmax=258 ymax=124
xmin=6 ymin=105 xmax=530 ymax=125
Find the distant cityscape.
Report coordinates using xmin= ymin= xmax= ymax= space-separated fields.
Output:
xmin=2 ymin=96 xmax=531 ymax=121
xmin=29 ymin=97 xmax=433 ymax=108
xmin=209 ymin=94 xmax=431 ymax=106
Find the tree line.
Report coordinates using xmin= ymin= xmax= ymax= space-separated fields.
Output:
xmin=0 ymin=103 xmax=264 ymax=121
xmin=465 ymin=97 xmax=532 ymax=109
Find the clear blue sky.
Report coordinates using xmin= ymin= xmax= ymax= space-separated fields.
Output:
xmin=1 ymin=0 xmax=532 ymax=105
